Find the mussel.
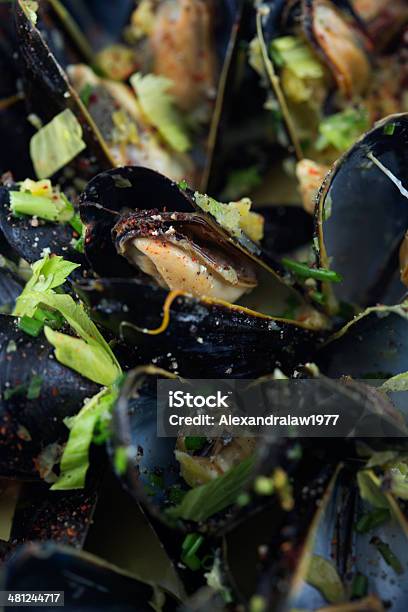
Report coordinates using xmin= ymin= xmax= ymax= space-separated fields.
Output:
xmin=0 ymin=315 xmax=99 ymax=480
xmin=314 ymin=113 xmax=408 ymax=313
xmin=253 ymin=0 xmax=408 ymax=212
xmin=14 ymin=0 xmax=244 ymax=191
xmin=75 ymin=165 xmax=326 ymax=378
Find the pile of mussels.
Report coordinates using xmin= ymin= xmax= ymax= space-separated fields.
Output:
xmin=1 ymin=0 xmax=408 ymax=610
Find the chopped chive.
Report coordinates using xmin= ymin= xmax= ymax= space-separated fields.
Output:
xmin=26 ymin=375 xmax=42 ymax=400
xmin=370 ymin=537 xmax=404 ymax=574
xmin=383 ymin=123 xmax=395 ymax=136
xmin=310 ymin=290 xmax=326 ymax=305
xmin=79 ymin=83 xmax=94 ymax=107
xmin=178 ymin=179 xmax=188 ymax=191
xmin=181 ymin=533 xmax=204 ymax=571
xmin=73 ymin=235 xmax=85 ymax=253
xmin=34 ymin=306 xmax=63 ymax=329
xmin=113 ymin=446 xmax=128 ymax=475
xmin=69 ymin=213 xmax=83 ymax=235
xmin=281 ymin=257 xmax=343 ymax=283
xmin=356 ymin=508 xmax=390 ymax=534
xmin=185 ymin=436 xmax=207 ymax=451
xmin=18 ymin=315 xmax=44 ymax=337
xmin=351 ymin=572 xmax=368 ymax=599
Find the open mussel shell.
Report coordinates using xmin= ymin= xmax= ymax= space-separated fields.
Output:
xmin=14 ymin=0 xmax=115 ymax=178
xmin=78 ymin=165 xmax=321 ymax=298
xmin=108 ymin=366 xmax=405 ymax=537
xmin=3 ymin=542 xmax=175 ymax=611
xmin=315 ymin=113 xmax=408 ymax=311
xmin=0 ymin=315 xmax=99 ymax=480
xmin=257 ymin=0 xmax=371 ymax=160
xmin=0 ymin=186 xmax=86 ymax=266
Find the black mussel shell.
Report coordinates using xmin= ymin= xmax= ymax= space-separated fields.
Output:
xmin=0 ymin=186 xmax=86 ymax=266
xmin=79 ymin=165 xmax=316 ymax=300
xmin=318 ymin=304 xmax=408 ymax=379
xmin=75 ymin=277 xmax=318 ymax=378
xmin=315 ymin=114 xmax=408 ymax=310
xmin=4 ymin=543 xmax=174 ymax=611
xmin=0 ymin=315 xmax=99 ymax=480
xmin=228 ymin=462 xmax=344 ymax=609
xmin=108 ymin=367 xmax=402 ymax=536
xmin=14 ymin=0 xmax=115 ymax=179
xmin=0 ymin=481 xmax=98 ymax=561
xmin=0 ymin=3 xmax=35 ymax=179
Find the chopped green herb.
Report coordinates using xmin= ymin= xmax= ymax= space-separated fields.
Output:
xmin=130 ymin=72 xmax=191 ymax=153
xmin=184 ymin=436 xmax=207 ymax=451
xmin=181 ymin=533 xmax=204 ymax=571
xmin=383 ymin=122 xmax=396 ymax=136
xmin=281 ymin=258 xmax=343 ymax=283
xmin=306 ymin=555 xmax=346 ymax=603
xmin=18 ymin=315 xmax=44 ymax=337
xmin=370 ymin=537 xmax=404 ymax=574
xmin=236 ymin=492 xmax=251 ymax=507
xmin=316 ymin=107 xmax=369 ymax=153
xmin=51 ymin=386 xmax=119 ymax=490
xmin=26 ymin=375 xmax=43 ymax=400
xmin=254 ymin=475 xmax=274 ymax=496
xmin=167 ymin=456 xmax=255 ymax=523
xmin=69 ymin=213 xmax=83 ymax=235
xmin=351 ymin=573 xmax=368 ymax=599
xmin=178 ymin=179 xmax=188 ymax=191
xmin=113 ymin=446 xmax=128 ymax=476
xmin=79 ymin=83 xmax=94 ymax=107
xmin=30 ymin=109 xmax=86 ymax=179
xmin=357 ymin=470 xmax=389 ymax=509
xmin=249 ymin=595 xmax=267 ymax=612
xmin=356 ymin=508 xmax=390 ymax=534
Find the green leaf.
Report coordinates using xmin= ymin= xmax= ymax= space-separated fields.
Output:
xmin=30 ymin=109 xmax=86 ymax=179
xmin=130 ymin=72 xmax=191 ymax=153
xmin=357 ymin=470 xmax=389 ymax=509
xmin=44 ymin=327 xmax=119 ymax=386
xmin=316 ymin=107 xmax=369 ymax=153
xmin=270 ymin=36 xmax=324 ymax=79
xmin=10 ymin=190 xmax=74 ymax=223
xmin=14 ymin=256 xmax=121 ymax=385
xmin=370 ymin=537 xmax=404 ymax=574
xmin=381 ymin=371 xmax=408 ymax=392
xmin=25 ymin=292 xmax=121 ymax=381
xmin=166 ymin=456 xmax=255 ymax=523
xmin=20 ymin=0 xmax=38 ymax=25
xmin=51 ymin=386 xmax=118 ymax=490
xmin=14 ymin=255 xmax=79 ymax=317
xmin=306 ymin=555 xmax=346 ymax=604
